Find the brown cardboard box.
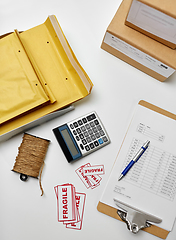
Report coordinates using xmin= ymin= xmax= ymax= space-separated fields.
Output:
xmin=101 ymin=0 xmax=176 ymax=81
xmin=125 ymin=0 xmax=176 ymax=49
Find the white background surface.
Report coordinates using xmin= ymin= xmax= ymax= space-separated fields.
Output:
xmin=1 ymin=0 xmax=176 ymax=239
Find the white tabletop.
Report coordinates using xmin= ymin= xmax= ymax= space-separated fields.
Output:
xmin=1 ymin=0 xmax=176 ymax=239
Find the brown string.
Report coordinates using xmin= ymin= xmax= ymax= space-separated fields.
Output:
xmin=39 ymin=162 xmax=45 ymax=196
xmin=13 ymin=133 xmax=50 ymax=196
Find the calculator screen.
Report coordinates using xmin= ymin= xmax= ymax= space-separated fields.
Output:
xmin=61 ymin=129 xmax=79 ymax=156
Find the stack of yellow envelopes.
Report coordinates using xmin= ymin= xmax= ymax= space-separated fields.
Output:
xmin=0 ymin=15 xmax=93 ymax=138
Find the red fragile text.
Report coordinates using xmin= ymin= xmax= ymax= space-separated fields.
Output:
xmin=62 ymin=188 xmax=68 ymax=219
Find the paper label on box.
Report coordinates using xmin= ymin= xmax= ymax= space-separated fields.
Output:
xmin=104 ymin=32 xmax=175 ymax=78
xmin=127 ymin=0 xmax=176 ymax=45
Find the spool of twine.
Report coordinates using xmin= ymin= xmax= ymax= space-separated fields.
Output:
xmin=12 ymin=133 xmax=50 ymax=196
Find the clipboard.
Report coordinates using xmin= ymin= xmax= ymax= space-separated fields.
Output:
xmin=97 ymin=100 xmax=176 ymax=239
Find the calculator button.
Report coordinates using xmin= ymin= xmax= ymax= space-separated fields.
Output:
xmin=95 ymin=132 xmax=100 ymax=138
xmin=88 ymin=129 xmax=93 ymax=135
xmin=79 ymin=134 xmax=84 ymax=139
xmin=97 ymin=125 xmax=102 ymax=131
xmin=70 ymin=124 xmax=74 ymax=129
xmin=98 ymin=138 xmax=104 ymax=145
xmin=89 ymin=143 xmax=95 ymax=149
xmin=73 ymin=122 xmax=78 ymax=128
xmin=86 ymin=137 xmax=91 ymax=143
xmin=73 ymin=130 xmax=77 ymax=135
xmin=93 ymin=127 xmax=98 ymax=133
xmin=85 ymin=124 xmax=90 ymax=130
xmin=82 ymin=139 xmax=87 ymax=145
xmin=82 ymin=118 xmax=87 ymax=123
xmin=94 ymin=119 xmax=99 ymax=125
xmin=76 ymin=128 xmax=81 ymax=134
xmin=80 ymin=144 xmax=84 ymax=150
xmin=94 ymin=141 xmax=99 ymax=147
xmin=100 ymin=130 xmax=105 ymax=136
xmin=76 ymin=136 xmax=80 ymax=141
xmin=84 ymin=131 xmax=89 ymax=138
xmin=87 ymin=113 xmax=96 ymax=121
xmin=78 ymin=120 xmax=83 ymax=125
xmin=85 ymin=145 xmax=90 ymax=151
xmin=90 ymin=122 xmax=95 ymax=127
xmin=91 ymin=135 xmax=96 ymax=141
xmin=102 ymin=136 xmax=108 ymax=142
xmin=81 ymin=126 xmax=86 ymax=132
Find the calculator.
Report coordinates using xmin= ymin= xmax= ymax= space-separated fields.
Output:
xmin=52 ymin=112 xmax=110 ymax=162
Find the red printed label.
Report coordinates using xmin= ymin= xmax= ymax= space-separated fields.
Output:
xmin=75 ymin=163 xmax=93 ymax=189
xmin=54 ymin=184 xmax=86 ymax=230
xmin=75 ymin=163 xmax=105 ymax=189
xmin=65 ymin=192 xmax=86 ymax=230
xmin=54 ymin=184 xmax=76 ymax=222
xmin=83 ymin=165 xmax=105 ymax=176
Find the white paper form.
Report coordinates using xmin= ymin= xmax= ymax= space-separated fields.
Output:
xmin=100 ymin=104 xmax=176 ymax=231
xmin=127 ymin=0 xmax=176 ymax=44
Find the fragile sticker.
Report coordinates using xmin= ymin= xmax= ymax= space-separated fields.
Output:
xmin=54 ymin=184 xmax=86 ymax=230
xmin=75 ymin=163 xmax=105 ymax=189
xmin=83 ymin=165 xmax=105 ymax=176
xmin=65 ymin=192 xmax=86 ymax=230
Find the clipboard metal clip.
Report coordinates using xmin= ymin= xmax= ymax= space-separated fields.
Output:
xmin=114 ymin=199 xmax=162 ymax=234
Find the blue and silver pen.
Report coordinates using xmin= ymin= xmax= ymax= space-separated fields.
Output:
xmin=118 ymin=140 xmax=150 ymax=181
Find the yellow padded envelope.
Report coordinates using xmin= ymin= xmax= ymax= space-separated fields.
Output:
xmin=0 ymin=32 xmax=50 ymax=124
xmin=0 ymin=15 xmax=93 ymax=136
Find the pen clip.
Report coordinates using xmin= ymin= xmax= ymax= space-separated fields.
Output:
xmin=114 ymin=199 xmax=162 ymax=234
